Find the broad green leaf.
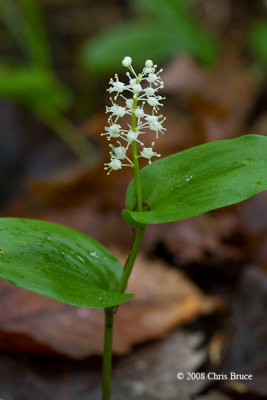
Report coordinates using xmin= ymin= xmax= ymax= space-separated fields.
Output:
xmin=134 ymin=0 xmax=216 ymax=64
xmin=81 ymin=23 xmax=180 ymax=73
xmin=81 ymin=20 xmax=216 ymax=74
xmin=169 ymin=10 xmax=217 ymax=65
xmin=0 ymin=66 xmax=71 ymax=116
xmin=250 ymin=21 xmax=267 ymax=65
xmin=134 ymin=0 xmax=193 ymax=24
xmin=0 ymin=218 xmax=132 ymax=308
xmin=135 ymin=0 xmax=200 ymax=14
xmin=122 ymin=135 xmax=267 ymax=226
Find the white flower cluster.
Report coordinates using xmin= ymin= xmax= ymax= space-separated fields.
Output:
xmin=102 ymin=56 xmax=166 ymax=174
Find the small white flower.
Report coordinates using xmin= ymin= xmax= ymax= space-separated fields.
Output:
xmin=147 ymin=73 xmax=159 ymax=84
xmin=132 ymin=83 xmax=142 ymax=93
xmin=143 ymin=60 xmax=154 ymax=74
xmin=147 ymin=97 xmax=160 ymax=107
xmin=122 ymin=56 xmax=132 ymax=67
xmin=113 ymin=145 xmax=127 ymax=159
xmin=104 ymin=158 xmax=122 ymax=174
xmin=127 ymin=130 xmax=139 ymax=142
xmin=143 ymin=67 xmax=154 ymax=74
xmin=140 ymin=144 xmax=160 ymax=164
xmin=106 ymin=104 xmax=127 ymax=119
xmin=129 ymin=79 xmax=142 ymax=93
xmin=135 ymin=107 xmax=144 ymax=119
xmin=148 ymin=95 xmax=164 ymax=111
xmin=108 ymin=74 xmax=125 ymax=94
xmin=145 ymin=115 xmax=158 ymax=123
xmin=140 ymin=147 xmax=154 ymax=159
xmin=150 ymin=121 xmax=163 ymax=132
xmin=145 ymin=115 xmax=166 ymax=137
xmin=144 ymin=87 xmax=156 ymax=97
xmin=110 ymin=81 xmax=125 ymax=93
xmin=102 ymin=123 xmax=121 ymax=139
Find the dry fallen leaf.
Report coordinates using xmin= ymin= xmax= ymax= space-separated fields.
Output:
xmin=0 ymin=330 xmax=208 ymax=400
xmin=162 ymin=49 xmax=259 ymax=142
xmin=0 ymin=252 xmax=218 ymax=359
xmin=90 ymin=331 xmax=209 ymax=400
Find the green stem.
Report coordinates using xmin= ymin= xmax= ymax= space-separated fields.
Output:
xmin=116 ymin=86 xmax=146 ymax=293
xmin=102 ymin=307 xmax=114 ymax=400
xmin=132 ymin=141 xmax=143 ymax=212
xmin=102 ymin=226 xmax=145 ymax=400
xmin=102 ymin=77 xmax=146 ymax=400
xmin=131 ymin=95 xmax=143 ymax=212
xmin=115 ymin=226 xmax=145 ymax=293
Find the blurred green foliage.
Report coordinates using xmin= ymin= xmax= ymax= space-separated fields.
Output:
xmin=0 ymin=0 xmax=93 ymax=161
xmin=81 ymin=0 xmax=217 ymax=74
xmin=0 ymin=65 xmax=71 ymax=118
xmin=0 ymin=0 xmax=70 ymax=117
xmin=249 ymin=21 xmax=267 ymax=66
xmin=20 ymin=0 xmax=51 ymax=67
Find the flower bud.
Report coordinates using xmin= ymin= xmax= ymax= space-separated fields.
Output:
xmin=122 ymin=56 xmax=132 ymax=67
xmin=145 ymin=59 xmax=153 ymax=68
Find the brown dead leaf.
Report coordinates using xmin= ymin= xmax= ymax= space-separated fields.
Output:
xmin=0 ymin=330 xmax=208 ymax=400
xmin=0 ymin=252 xmax=218 ymax=359
xmin=162 ymin=48 xmax=259 ymax=143
xmin=162 ymin=55 xmax=207 ymax=94
xmin=113 ymin=251 xmax=218 ymax=354
xmin=108 ymin=330 xmax=208 ymax=400
xmin=143 ymin=213 xmax=243 ymax=267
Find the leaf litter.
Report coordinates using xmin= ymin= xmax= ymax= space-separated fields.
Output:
xmin=0 ymin=252 xmax=218 ymax=358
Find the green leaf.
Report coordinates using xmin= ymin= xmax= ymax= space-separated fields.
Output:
xmin=134 ymin=0 xmax=193 ymax=24
xmin=0 ymin=218 xmax=132 ymax=308
xmin=0 ymin=65 xmax=71 ymax=116
xmin=0 ymin=0 xmax=51 ymax=67
xmin=123 ymin=135 xmax=267 ymax=226
xmin=21 ymin=0 xmax=51 ymax=67
xmin=81 ymin=23 xmax=180 ymax=73
xmin=134 ymin=0 xmax=216 ymax=63
xmin=81 ymin=19 xmax=217 ymax=74
xmin=250 ymin=21 xmax=267 ymax=65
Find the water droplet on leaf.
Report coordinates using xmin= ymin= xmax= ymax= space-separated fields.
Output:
xmin=185 ymin=175 xmax=193 ymax=182
xmin=77 ymin=255 xmax=85 ymax=263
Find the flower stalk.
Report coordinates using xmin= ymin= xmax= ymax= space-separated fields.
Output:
xmin=101 ymin=56 xmax=165 ymax=400
xmin=102 ymin=226 xmax=145 ymax=400
xmin=131 ymin=91 xmax=143 ymax=212
xmin=115 ymin=226 xmax=145 ymax=294
xmin=102 ymin=307 xmax=114 ymax=400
